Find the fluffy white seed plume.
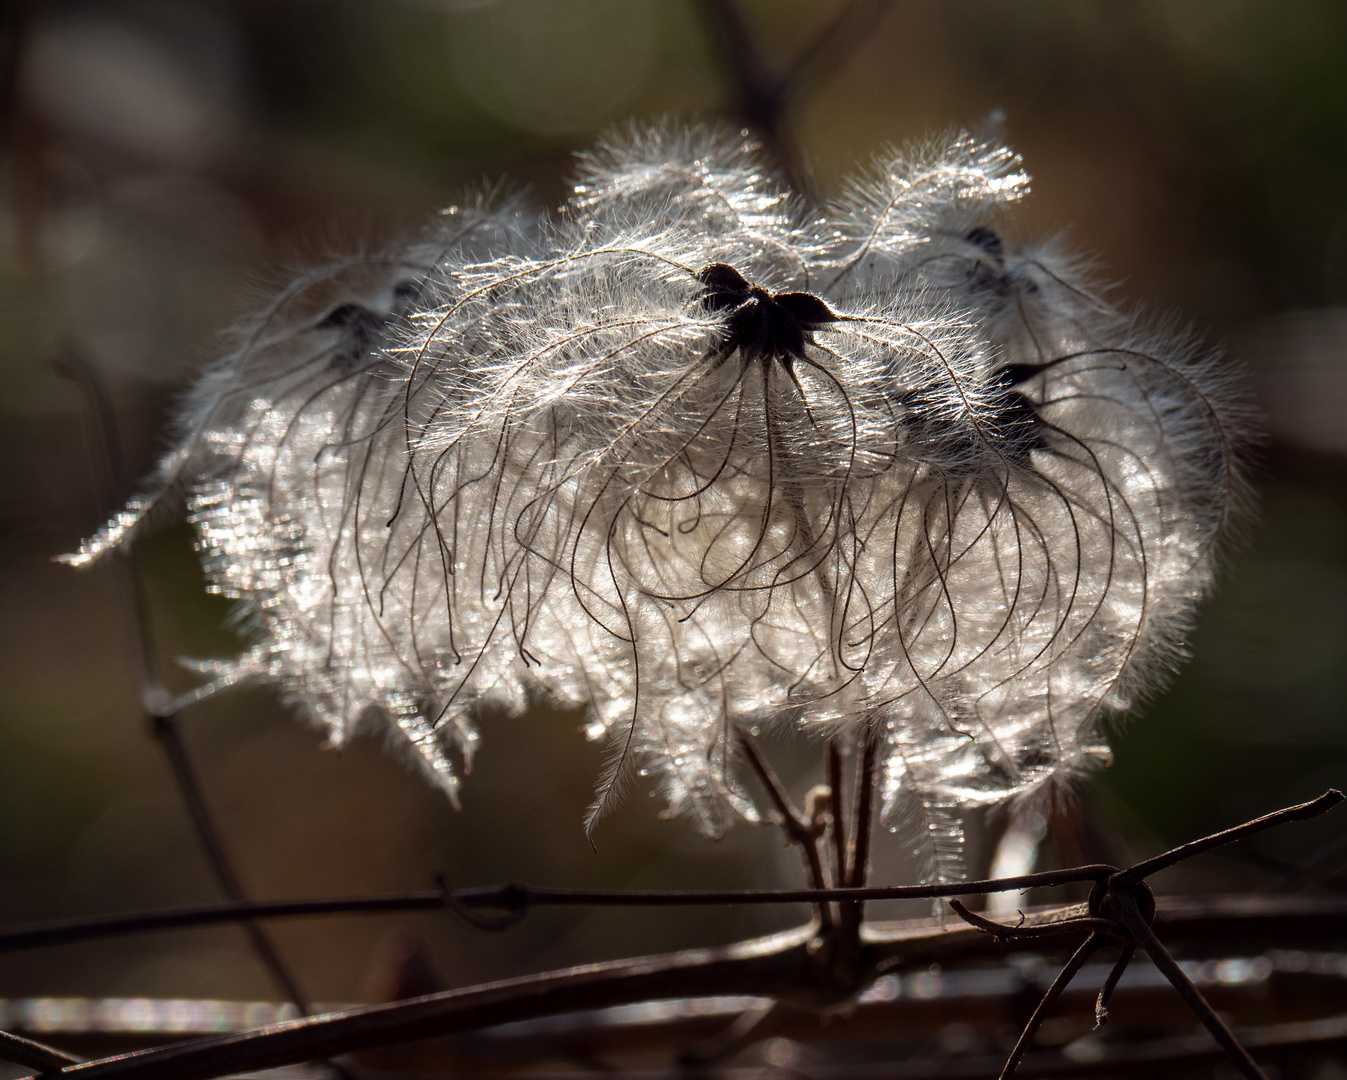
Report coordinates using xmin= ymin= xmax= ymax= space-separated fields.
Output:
xmin=67 ymin=125 xmax=1250 ymax=879
xmin=816 ymin=137 xmax=1252 ymax=877
xmin=64 ymin=199 xmax=545 ymax=802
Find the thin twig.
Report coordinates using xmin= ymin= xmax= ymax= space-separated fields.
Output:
xmin=838 ymin=728 xmax=880 ymax=943
xmin=734 ymin=733 xmax=812 ymax=840
xmin=1094 ymin=945 xmax=1134 ymax=1027
xmin=693 ymin=0 xmax=797 ymax=172
xmin=677 ymin=998 xmax=779 ymax=1068
xmin=1115 ymin=789 xmax=1343 ymax=885
xmin=998 ymin=932 xmax=1107 ymax=1080
xmin=7 ymin=881 xmax=1344 ymax=957
xmin=57 ymin=346 xmax=310 ymax=1011
xmin=947 ymin=899 xmax=1117 ymax=941
xmin=10 ymin=893 xmax=1340 ymax=990
xmin=847 ymin=728 xmax=879 ymax=889
xmin=694 ymin=0 xmax=891 ymax=198
xmin=5 ymin=805 xmax=1343 ymax=957
xmin=1113 ymin=889 xmax=1270 ymax=1080
xmin=149 ymin=712 xmax=311 ymax=1010
xmin=8 ymin=788 xmax=1338 ymax=1079
xmin=737 ymin=731 xmax=833 ymax=929
xmin=46 ymin=927 xmax=824 ymax=1080
xmin=0 ymin=1028 xmax=81 ymax=1073
xmin=778 ymin=0 xmax=892 ymax=101
xmin=27 ymin=891 xmax=1347 ymax=1080
xmin=828 ymin=740 xmax=847 ymax=888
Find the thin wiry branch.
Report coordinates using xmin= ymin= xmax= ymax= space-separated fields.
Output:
xmin=0 ymin=1029 xmax=80 ymax=1073
xmin=1112 ymin=889 xmax=1270 ymax=1080
xmin=48 ymin=928 xmax=824 ymax=1080
xmin=57 ymin=346 xmax=312 ymax=1012
xmin=947 ymin=899 xmax=1118 ymax=941
xmin=694 ymin=0 xmax=893 ymax=193
xmin=1094 ymin=945 xmax=1134 ymax=1026
xmin=779 ymin=0 xmax=892 ymax=103
xmin=736 ymin=731 xmax=832 ymax=930
xmin=997 ymin=932 xmax=1108 ymax=1080
xmin=19 ymin=792 xmax=1341 ymax=1080
xmin=4 ymin=882 xmax=1345 ymax=957
xmin=1116 ymin=788 xmax=1343 ymax=884
xmin=828 ymin=738 xmax=848 ymax=887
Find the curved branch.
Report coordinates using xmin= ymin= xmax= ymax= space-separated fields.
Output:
xmin=51 ymin=927 xmax=820 ymax=1080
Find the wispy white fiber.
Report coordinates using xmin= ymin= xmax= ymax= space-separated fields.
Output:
xmin=67 ymin=125 xmax=1251 ymax=879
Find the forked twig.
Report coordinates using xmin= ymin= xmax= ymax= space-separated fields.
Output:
xmin=942 ymin=791 xmax=1343 ymax=1079
xmin=694 ymin=0 xmax=891 ymax=194
xmin=737 ymin=731 xmax=832 ymax=928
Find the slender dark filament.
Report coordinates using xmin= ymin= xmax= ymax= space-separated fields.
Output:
xmin=947 ymin=899 xmax=1117 ymax=941
xmin=1095 ymin=945 xmax=1134 ymax=1027
xmin=58 ymin=345 xmax=311 ymax=1012
xmin=1117 ymin=789 xmax=1343 ymax=885
xmin=999 ymin=932 xmax=1106 ymax=1080
xmin=738 ymin=731 xmax=832 ymax=930
xmin=828 ymin=740 xmax=848 ymax=888
xmin=0 ymin=1028 xmax=81 ymax=1072
xmin=1113 ymin=891 xmax=1270 ymax=1080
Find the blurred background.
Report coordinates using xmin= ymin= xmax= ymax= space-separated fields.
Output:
xmin=0 ymin=0 xmax=1345 ymax=1057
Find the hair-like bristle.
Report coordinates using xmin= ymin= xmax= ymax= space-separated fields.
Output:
xmin=66 ymin=124 xmax=1252 ymax=879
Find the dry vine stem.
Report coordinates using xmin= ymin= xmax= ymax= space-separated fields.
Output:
xmin=2 ymin=789 xmax=1339 ymax=1080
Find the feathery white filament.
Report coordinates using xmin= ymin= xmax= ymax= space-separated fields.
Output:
xmin=66 ymin=126 xmax=1250 ymax=880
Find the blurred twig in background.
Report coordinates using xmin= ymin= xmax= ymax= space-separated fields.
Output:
xmin=56 ymin=346 xmax=311 ymax=1015
xmin=695 ymin=0 xmax=891 ymax=191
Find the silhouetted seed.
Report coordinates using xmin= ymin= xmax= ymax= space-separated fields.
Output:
xmin=318 ymin=292 xmax=417 ymax=372
xmin=964 ymin=226 xmax=1012 ymax=297
xmin=996 ymin=362 xmax=1046 ymax=387
xmin=317 ymin=303 xmax=387 ymax=371
xmin=391 ymin=279 xmax=423 ymax=316
xmin=697 ymin=262 xmax=838 ymax=369
xmin=989 ymin=365 xmax=1049 ymax=465
xmin=965 ymin=225 xmax=1004 ymax=263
